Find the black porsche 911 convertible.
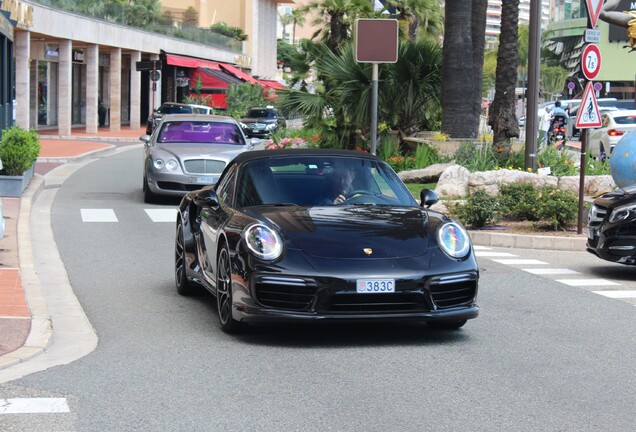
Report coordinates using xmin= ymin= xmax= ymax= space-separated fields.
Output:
xmin=175 ymin=149 xmax=479 ymax=332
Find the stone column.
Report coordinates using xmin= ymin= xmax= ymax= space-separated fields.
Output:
xmin=130 ymin=51 xmax=141 ymax=129
xmin=58 ymin=39 xmax=72 ymax=136
xmin=86 ymin=44 xmax=99 ymax=134
xmin=29 ymin=60 xmax=38 ymax=127
xmin=14 ymin=31 xmax=30 ymax=129
xmin=109 ymin=48 xmax=121 ymax=132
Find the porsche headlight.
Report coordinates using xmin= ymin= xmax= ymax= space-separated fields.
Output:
xmin=437 ymin=222 xmax=471 ymax=258
xmin=165 ymin=159 xmax=179 ymax=171
xmin=609 ymin=203 xmax=636 ymax=223
xmin=153 ymin=159 xmax=164 ymax=169
xmin=244 ymin=224 xmax=283 ymax=260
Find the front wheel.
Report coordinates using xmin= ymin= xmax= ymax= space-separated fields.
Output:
xmin=216 ymin=245 xmax=242 ymax=333
xmin=175 ymin=220 xmax=196 ymax=296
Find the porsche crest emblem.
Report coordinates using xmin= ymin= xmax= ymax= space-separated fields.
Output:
xmin=363 ymin=248 xmax=373 ymax=255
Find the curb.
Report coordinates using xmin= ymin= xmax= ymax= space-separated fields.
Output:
xmin=0 ymin=176 xmax=52 ymax=370
xmin=36 ymin=145 xmax=118 ymax=164
xmin=469 ymin=230 xmax=586 ymax=252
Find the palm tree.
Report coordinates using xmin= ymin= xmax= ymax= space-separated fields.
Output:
xmin=487 ymin=0 xmax=520 ymax=151
xmin=440 ymin=0 xmax=488 ymax=138
xmin=302 ymin=0 xmax=374 ymax=52
xmin=388 ymin=0 xmax=444 ymax=41
xmin=290 ymin=8 xmax=307 ymax=44
xmin=279 ymin=11 xmax=294 ymax=43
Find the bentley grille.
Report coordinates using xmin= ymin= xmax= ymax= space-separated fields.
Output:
xmin=183 ymin=159 xmax=226 ymax=175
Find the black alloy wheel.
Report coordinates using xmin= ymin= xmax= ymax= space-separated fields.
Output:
xmin=175 ymin=220 xmax=194 ymax=295
xmin=216 ymin=245 xmax=241 ymax=333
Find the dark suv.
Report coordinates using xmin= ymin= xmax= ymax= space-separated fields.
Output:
xmin=146 ymin=102 xmax=213 ymax=135
xmin=240 ymin=107 xmax=286 ymax=138
xmin=587 ymin=187 xmax=636 ymax=265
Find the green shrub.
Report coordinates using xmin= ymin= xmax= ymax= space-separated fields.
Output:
xmin=447 ymin=189 xmax=499 ymax=228
xmin=535 ymin=186 xmax=578 ymax=230
xmin=0 ymin=126 xmax=40 ymax=176
xmin=585 ymin=153 xmax=611 ymax=176
xmin=497 ymin=183 xmax=541 ymax=221
xmin=536 ymin=146 xmax=577 ymax=177
xmin=413 ymin=143 xmax=444 ymax=168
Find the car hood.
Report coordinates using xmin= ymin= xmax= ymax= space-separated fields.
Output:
xmin=241 ymin=117 xmax=276 ymax=124
xmin=250 ymin=206 xmax=431 ymax=259
xmin=154 ymin=143 xmax=245 ymax=159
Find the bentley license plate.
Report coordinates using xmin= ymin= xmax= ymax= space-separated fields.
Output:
xmin=195 ymin=177 xmax=214 ymax=184
xmin=356 ymin=279 xmax=395 ymax=293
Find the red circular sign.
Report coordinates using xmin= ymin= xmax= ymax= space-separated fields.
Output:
xmin=581 ymin=44 xmax=601 ymax=80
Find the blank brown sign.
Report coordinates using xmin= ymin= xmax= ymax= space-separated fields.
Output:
xmin=355 ymin=19 xmax=398 ymax=63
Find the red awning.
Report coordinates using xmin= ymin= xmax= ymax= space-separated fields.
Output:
xmin=259 ymin=80 xmax=287 ymax=91
xmin=218 ymin=63 xmax=259 ymax=85
xmin=165 ymin=53 xmax=221 ymax=70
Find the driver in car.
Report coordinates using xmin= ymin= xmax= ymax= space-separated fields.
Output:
xmin=322 ymin=167 xmax=356 ymax=204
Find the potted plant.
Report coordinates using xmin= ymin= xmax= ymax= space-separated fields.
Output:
xmin=0 ymin=126 xmax=41 ymax=197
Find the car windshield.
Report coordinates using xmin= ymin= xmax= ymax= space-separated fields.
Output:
xmin=245 ymin=109 xmax=276 ymax=119
xmin=157 ymin=121 xmax=245 ymax=145
xmin=157 ymin=105 xmax=192 ymax=114
xmin=235 ymin=155 xmax=418 ymax=207
xmin=613 ymin=115 xmax=636 ymax=125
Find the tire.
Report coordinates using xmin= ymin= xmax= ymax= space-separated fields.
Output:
xmin=428 ymin=319 xmax=467 ymax=330
xmin=216 ymin=244 xmax=242 ymax=333
xmin=143 ymin=176 xmax=157 ymax=204
xmin=175 ymin=220 xmax=195 ymax=296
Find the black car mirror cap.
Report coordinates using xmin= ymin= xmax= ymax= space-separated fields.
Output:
xmin=420 ymin=189 xmax=439 ymax=208
xmin=194 ymin=190 xmax=220 ymax=210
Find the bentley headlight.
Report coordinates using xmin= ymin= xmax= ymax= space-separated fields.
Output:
xmin=609 ymin=203 xmax=636 ymax=223
xmin=153 ymin=159 xmax=164 ymax=169
xmin=437 ymin=222 xmax=471 ymax=258
xmin=165 ymin=159 xmax=179 ymax=171
xmin=244 ymin=224 xmax=283 ymax=260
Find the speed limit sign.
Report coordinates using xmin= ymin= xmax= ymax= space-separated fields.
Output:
xmin=581 ymin=44 xmax=601 ymax=80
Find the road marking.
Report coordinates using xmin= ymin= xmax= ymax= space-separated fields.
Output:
xmin=473 ymin=246 xmax=491 ymax=250
xmin=592 ymin=290 xmax=636 ymax=299
xmin=475 ymin=251 xmax=517 ymax=257
xmin=556 ymin=279 xmax=620 ymax=287
xmin=80 ymin=209 xmax=118 ymax=222
xmin=0 ymin=398 xmax=70 ymax=414
xmin=491 ymin=259 xmax=548 ymax=265
xmin=522 ymin=268 xmax=581 ymax=275
xmin=145 ymin=208 xmax=178 ymax=223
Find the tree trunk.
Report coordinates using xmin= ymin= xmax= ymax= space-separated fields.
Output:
xmin=488 ymin=0 xmax=520 ymax=152
xmin=441 ymin=0 xmax=487 ymax=139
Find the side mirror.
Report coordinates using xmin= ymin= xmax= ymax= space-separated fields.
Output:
xmin=140 ymin=135 xmax=151 ymax=144
xmin=250 ymin=137 xmax=260 ymax=148
xmin=420 ymin=189 xmax=439 ymax=208
xmin=194 ymin=189 xmax=219 ymax=210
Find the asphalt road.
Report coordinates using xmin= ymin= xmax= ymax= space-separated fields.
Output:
xmin=0 ymin=148 xmax=635 ymax=431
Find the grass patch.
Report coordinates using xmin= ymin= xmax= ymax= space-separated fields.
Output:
xmin=405 ymin=183 xmax=436 ymax=198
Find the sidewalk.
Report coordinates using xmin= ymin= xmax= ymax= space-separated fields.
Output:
xmin=0 ymin=127 xmax=588 ymax=377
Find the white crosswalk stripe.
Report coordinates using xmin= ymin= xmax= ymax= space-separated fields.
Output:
xmin=145 ymin=208 xmax=178 ymax=222
xmin=0 ymin=398 xmax=70 ymax=414
xmin=522 ymin=268 xmax=580 ymax=275
xmin=592 ymin=290 xmax=636 ymax=299
xmin=80 ymin=209 xmax=118 ymax=222
xmin=491 ymin=259 xmax=548 ymax=265
xmin=475 ymin=251 xmax=517 ymax=257
xmin=556 ymin=279 xmax=620 ymax=287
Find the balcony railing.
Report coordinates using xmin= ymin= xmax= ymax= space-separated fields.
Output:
xmin=31 ymin=0 xmax=243 ymax=53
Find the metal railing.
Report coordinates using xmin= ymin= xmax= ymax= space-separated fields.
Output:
xmin=30 ymin=0 xmax=242 ymax=52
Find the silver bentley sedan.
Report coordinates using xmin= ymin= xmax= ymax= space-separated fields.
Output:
xmin=141 ymin=114 xmax=255 ymax=203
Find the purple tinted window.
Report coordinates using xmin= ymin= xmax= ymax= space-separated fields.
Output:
xmin=157 ymin=121 xmax=244 ymax=145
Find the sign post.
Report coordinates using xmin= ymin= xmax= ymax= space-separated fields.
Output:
xmin=136 ymin=60 xmax=161 ymax=113
xmin=354 ymin=19 xmax=398 ymax=155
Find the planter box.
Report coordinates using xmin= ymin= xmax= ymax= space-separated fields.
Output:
xmin=0 ymin=165 xmax=35 ymax=197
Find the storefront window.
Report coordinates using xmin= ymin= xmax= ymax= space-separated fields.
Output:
xmin=38 ymin=62 xmax=58 ymax=126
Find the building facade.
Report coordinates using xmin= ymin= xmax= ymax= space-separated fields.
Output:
xmin=2 ymin=0 xmax=284 ymax=136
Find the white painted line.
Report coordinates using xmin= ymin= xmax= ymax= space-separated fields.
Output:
xmin=556 ymin=279 xmax=620 ymax=287
xmin=592 ymin=290 xmax=636 ymax=299
xmin=472 ymin=246 xmax=491 ymax=250
xmin=492 ymin=259 xmax=548 ymax=265
xmin=80 ymin=209 xmax=118 ymax=222
xmin=0 ymin=398 xmax=70 ymax=414
xmin=475 ymin=251 xmax=517 ymax=257
xmin=145 ymin=208 xmax=178 ymax=223
xmin=522 ymin=268 xmax=581 ymax=275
